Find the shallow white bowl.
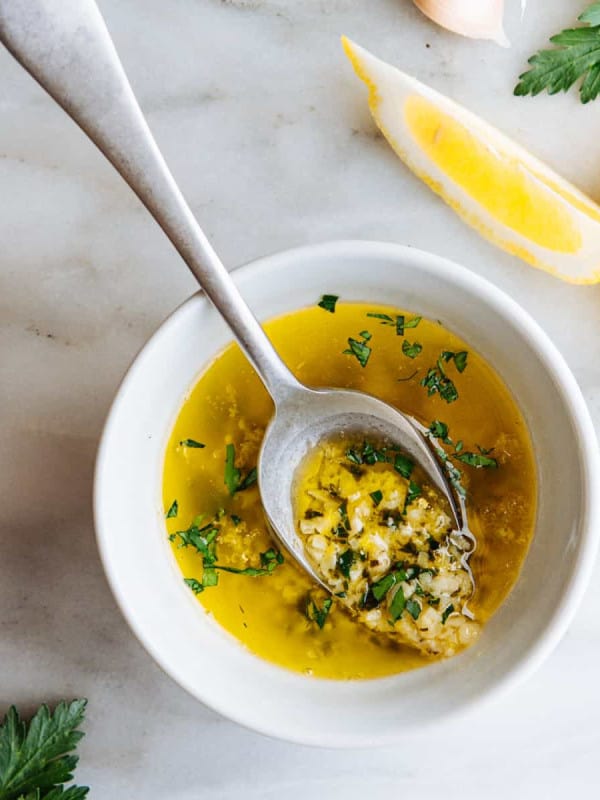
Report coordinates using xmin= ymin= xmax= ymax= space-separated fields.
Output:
xmin=94 ymin=240 xmax=600 ymax=746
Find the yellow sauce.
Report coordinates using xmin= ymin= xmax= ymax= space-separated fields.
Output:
xmin=163 ymin=303 xmax=536 ymax=679
xmin=404 ymin=94 xmax=582 ymax=253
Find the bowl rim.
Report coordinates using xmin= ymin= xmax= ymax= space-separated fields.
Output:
xmin=94 ymin=239 xmax=600 ymax=745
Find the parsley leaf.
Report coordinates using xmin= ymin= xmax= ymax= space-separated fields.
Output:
xmin=405 ymin=598 xmax=421 ymax=620
xmin=318 ymin=294 xmax=339 ymax=313
xmin=402 ymin=340 xmax=422 ymax=359
xmin=515 ymin=4 xmax=600 ymax=103
xmin=389 ymin=586 xmax=406 ymax=622
xmin=371 ymin=572 xmax=401 ymax=602
xmin=455 ymin=451 xmax=498 ymax=469
xmin=260 ymin=548 xmax=285 ymax=572
xmin=366 ymin=312 xmax=421 ymax=335
xmin=393 ymin=453 xmax=414 ymax=480
xmin=184 ymin=577 xmax=203 ymax=594
xmin=440 ymin=350 xmax=468 ymax=373
xmin=441 ymin=604 xmax=455 ymax=624
xmin=306 ymin=597 xmax=333 ymax=629
xmin=404 ymin=481 xmax=421 ymax=512
xmin=428 ymin=420 xmax=451 ymax=444
xmin=210 ymin=548 xmax=284 ymax=577
xmin=179 ymin=439 xmax=205 ymax=448
xmin=165 ymin=500 xmax=178 ymax=519
xmin=421 ymin=361 xmax=459 ymax=403
xmin=224 ymin=444 xmax=257 ymax=496
xmin=366 ymin=312 xmax=394 ymax=324
xmin=224 ymin=444 xmax=240 ymax=496
xmin=337 ymin=549 xmax=354 ymax=578
xmin=369 ymin=489 xmax=383 ymax=506
xmin=0 ymin=701 xmax=88 ymax=800
xmin=343 ymin=332 xmax=372 ymax=368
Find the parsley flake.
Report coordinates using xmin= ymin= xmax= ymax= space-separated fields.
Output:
xmin=389 ymin=585 xmax=406 ymax=622
xmin=180 ymin=439 xmax=205 ymax=448
xmin=224 ymin=444 xmax=257 ymax=496
xmin=343 ymin=331 xmax=372 ymax=368
xmin=421 ymin=361 xmax=459 ymax=403
xmin=337 ymin=549 xmax=354 ymax=578
xmin=370 ymin=489 xmax=383 ymax=506
xmin=402 ymin=340 xmax=423 ymax=359
xmin=165 ymin=499 xmax=178 ymax=519
xmin=393 ymin=453 xmax=414 ymax=480
xmin=405 ymin=598 xmax=421 ymax=620
xmin=318 ymin=294 xmax=339 ymax=313
xmin=306 ymin=596 xmax=333 ymax=629
xmin=455 ymin=451 xmax=498 ymax=469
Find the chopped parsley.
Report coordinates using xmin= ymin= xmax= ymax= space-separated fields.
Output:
xmin=429 ymin=420 xmax=451 ymax=443
xmin=404 ymin=315 xmax=422 ymax=330
xmin=366 ymin=312 xmax=394 ymax=324
xmin=396 ymin=314 xmax=422 ymax=336
xmin=224 ymin=443 xmax=257 ymax=496
xmin=337 ymin=549 xmax=354 ymax=578
xmin=366 ymin=312 xmax=421 ymax=336
xmin=306 ymin=596 xmax=333 ymax=629
xmin=176 ymin=512 xmax=282 ymax=589
xmin=230 ymin=514 xmax=242 ymax=525
xmin=405 ymin=598 xmax=421 ymax=620
xmin=393 ymin=453 xmax=414 ymax=480
xmin=389 ymin=586 xmax=406 ymax=622
xmin=404 ymin=480 xmax=421 ymax=512
xmin=260 ymin=547 xmax=285 ymax=572
xmin=402 ymin=340 xmax=422 ymax=359
xmin=369 ymin=489 xmax=383 ymax=506
xmin=165 ymin=499 xmax=178 ymax=519
xmin=343 ymin=331 xmax=372 ymax=368
xmin=346 ymin=441 xmax=387 ymax=465
xmin=441 ymin=604 xmax=455 ymax=624
xmin=371 ymin=572 xmax=399 ymax=602
xmin=455 ymin=451 xmax=498 ymax=469
xmin=184 ymin=572 xmax=217 ymax=594
xmin=428 ymin=420 xmax=498 ymax=474
xmin=440 ymin=350 xmax=469 ymax=373
xmin=179 ymin=439 xmax=205 ymax=448
xmin=421 ymin=360 xmax=459 ymax=403
xmin=338 ymin=501 xmax=351 ymax=531
xmin=318 ymin=294 xmax=339 ymax=313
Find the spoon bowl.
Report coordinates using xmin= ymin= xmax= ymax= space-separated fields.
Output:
xmin=259 ymin=385 xmax=462 ymax=585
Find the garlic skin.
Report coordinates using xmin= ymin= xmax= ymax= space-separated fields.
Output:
xmin=413 ymin=0 xmax=509 ymax=47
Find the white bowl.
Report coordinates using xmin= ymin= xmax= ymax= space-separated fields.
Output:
xmin=94 ymin=240 xmax=600 ymax=746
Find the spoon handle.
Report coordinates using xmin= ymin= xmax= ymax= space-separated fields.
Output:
xmin=0 ymin=0 xmax=302 ymax=404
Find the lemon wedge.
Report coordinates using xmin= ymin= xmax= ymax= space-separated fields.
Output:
xmin=342 ymin=36 xmax=600 ymax=284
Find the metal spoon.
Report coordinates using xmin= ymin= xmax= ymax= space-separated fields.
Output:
xmin=0 ymin=0 xmax=461 ymax=586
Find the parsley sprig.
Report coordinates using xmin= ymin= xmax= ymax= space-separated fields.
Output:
xmin=515 ymin=3 xmax=600 ymax=103
xmin=0 ymin=700 xmax=88 ymax=800
xmin=172 ymin=512 xmax=284 ymax=593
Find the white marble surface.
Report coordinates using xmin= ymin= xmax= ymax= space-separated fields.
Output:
xmin=2 ymin=0 xmax=600 ymax=796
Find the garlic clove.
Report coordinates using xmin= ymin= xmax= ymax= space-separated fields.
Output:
xmin=413 ymin=0 xmax=509 ymax=47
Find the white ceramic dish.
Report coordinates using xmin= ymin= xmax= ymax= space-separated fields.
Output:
xmin=94 ymin=240 xmax=600 ymax=747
